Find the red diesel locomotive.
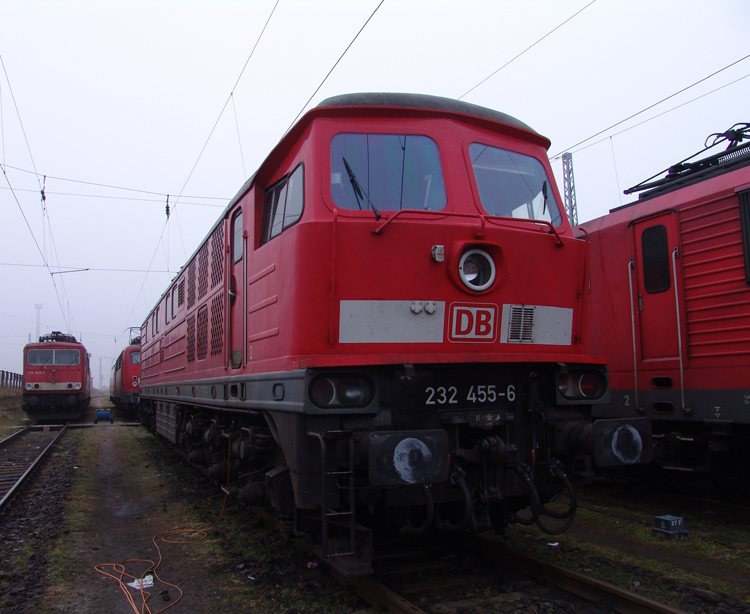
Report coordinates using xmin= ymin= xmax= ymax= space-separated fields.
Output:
xmin=579 ymin=124 xmax=750 ymax=482
xmin=139 ymin=93 xmax=650 ymax=574
xmin=110 ymin=339 xmax=141 ymax=416
xmin=22 ymin=331 xmax=91 ymax=421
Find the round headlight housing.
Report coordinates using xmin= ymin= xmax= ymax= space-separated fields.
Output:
xmin=310 ymin=375 xmax=373 ymax=409
xmin=458 ymin=249 xmax=496 ymax=292
xmin=558 ymin=372 xmax=605 ymax=400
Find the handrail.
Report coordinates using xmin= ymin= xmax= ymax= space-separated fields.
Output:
xmin=672 ymin=247 xmax=688 ymax=414
xmin=370 ymin=209 xmax=565 ymax=246
xmin=627 ymin=259 xmax=642 ymax=412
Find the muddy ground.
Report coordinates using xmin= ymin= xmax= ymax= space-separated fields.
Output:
xmin=0 ymin=400 xmax=367 ymax=614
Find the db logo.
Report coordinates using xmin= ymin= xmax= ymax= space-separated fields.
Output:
xmin=448 ymin=303 xmax=497 ymax=342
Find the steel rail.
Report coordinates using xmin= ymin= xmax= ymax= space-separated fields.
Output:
xmin=0 ymin=424 xmax=34 ymax=447
xmin=0 ymin=424 xmax=68 ymax=512
xmin=329 ymin=570 xmax=428 ymax=614
xmin=448 ymin=533 xmax=687 ymax=614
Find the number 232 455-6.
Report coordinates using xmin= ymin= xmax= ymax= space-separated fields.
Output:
xmin=425 ymin=385 xmax=516 ymax=406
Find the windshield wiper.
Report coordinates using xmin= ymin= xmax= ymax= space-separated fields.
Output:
xmin=542 ymin=180 xmax=548 ymax=215
xmin=343 ymin=157 xmax=381 ymax=221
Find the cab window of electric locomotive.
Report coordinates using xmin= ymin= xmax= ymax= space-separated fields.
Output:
xmin=54 ymin=350 xmax=80 ymax=366
xmin=131 ymin=351 xmax=141 ymax=365
xmin=469 ymin=143 xmax=562 ymax=226
xmin=27 ymin=349 xmax=54 ymax=365
xmin=330 ymin=134 xmax=447 ymax=212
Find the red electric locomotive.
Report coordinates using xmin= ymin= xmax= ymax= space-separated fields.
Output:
xmin=579 ymin=124 xmax=750 ymax=483
xmin=139 ymin=93 xmax=650 ymax=574
xmin=22 ymin=331 xmax=91 ymax=421
xmin=110 ymin=338 xmax=141 ymax=417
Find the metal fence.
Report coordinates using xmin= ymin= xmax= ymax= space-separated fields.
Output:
xmin=1 ymin=371 xmax=22 ymax=389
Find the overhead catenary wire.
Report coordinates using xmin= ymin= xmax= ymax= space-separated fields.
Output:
xmin=167 ymin=0 xmax=280 ymax=223
xmin=121 ymin=0 xmax=280 ymax=332
xmin=552 ymin=71 xmax=750 ymax=159
xmin=0 ymin=185 xmax=226 ymax=207
xmin=1 ymin=163 xmax=228 ymax=200
xmin=1 ymin=55 xmax=78 ymax=334
xmin=550 ymin=52 xmax=750 ymax=159
xmin=2 ymin=165 xmax=71 ymax=331
xmin=284 ymin=0 xmax=385 ymax=135
xmin=458 ymin=0 xmax=597 ymax=100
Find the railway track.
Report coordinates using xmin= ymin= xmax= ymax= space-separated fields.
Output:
xmin=328 ymin=532 xmax=686 ymax=614
xmin=0 ymin=424 xmax=68 ymax=512
xmin=168 ymin=437 xmax=688 ymax=614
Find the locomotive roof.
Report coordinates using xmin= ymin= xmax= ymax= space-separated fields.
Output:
xmin=617 ymin=123 xmax=750 ymax=205
xmin=316 ymin=93 xmax=537 ymax=135
xmin=142 ymin=93 xmax=547 ymax=323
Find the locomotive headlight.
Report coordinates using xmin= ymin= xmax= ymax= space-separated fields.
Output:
xmin=558 ymin=372 xmax=605 ymax=400
xmin=310 ymin=375 xmax=372 ymax=408
xmin=67 ymin=383 xmax=73 ymax=390
xmin=74 ymin=382 xmax=82 ymax=390
xmin=458 ymin=249 xmax=496 ymax=292
xmin=25 ymin=383 xmax=32 ymax=390
xmin=132 ymin=381 xmax=138 ymax=388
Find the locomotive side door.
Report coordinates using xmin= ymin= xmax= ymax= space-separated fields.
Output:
xmin=228 ymin=208 xmax=246 ymax=368
xmin=632 ymin=212 xmax=681 ymax=362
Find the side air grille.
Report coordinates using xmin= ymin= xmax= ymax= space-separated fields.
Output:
xmin=508 ymin=306 xmax=535 ymax=342
xmin=197 ymin=243 xmax=209 ymax=300
xmin=186 ymin=314 xmax=195 ymax=363
xmin=187 ymin=260 xmax=196 ymax=308
xmin=196 ymin=306 xmax=208 ymax=361
xmin=210 ymin=225 xmax=225 ymax=289
xmin=210 ymin=293 xmax=224 ymax=357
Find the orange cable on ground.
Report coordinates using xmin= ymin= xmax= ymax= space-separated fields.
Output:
xmin=95 ymin=441 xmax=232 ymax=613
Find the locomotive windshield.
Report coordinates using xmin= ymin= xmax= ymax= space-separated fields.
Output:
xmin=469 ymin=143 xmax=563 ymax=226
xmin=131 ymin=351 xmax=141 ymax=364
xmin=27 ymin=349 xmax=81 ymax=366
xmin=330 ymin=133 xmax=447 ymax=212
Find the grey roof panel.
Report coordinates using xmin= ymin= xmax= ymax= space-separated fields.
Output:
xmin=317 ymin=92 xmax=537 ymax=134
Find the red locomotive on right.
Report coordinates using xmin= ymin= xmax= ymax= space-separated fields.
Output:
xmin=579 ymin=124 xmax=750 ymax=481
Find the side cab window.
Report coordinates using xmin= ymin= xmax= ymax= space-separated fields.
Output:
xmin=261 ymin=164 xmax=304 ymax=245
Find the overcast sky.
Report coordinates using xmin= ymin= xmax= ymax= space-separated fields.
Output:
xmin=1 ymin=0 xmax=748 ymax=383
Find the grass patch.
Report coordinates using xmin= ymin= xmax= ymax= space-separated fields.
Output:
xmin=0 ymin=389 xmax=31 ymax=429
xmin=500 ymin=514 xmax=750 ymax=606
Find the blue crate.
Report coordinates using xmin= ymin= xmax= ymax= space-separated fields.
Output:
xmin=653 ymin=515 xmax=688 ymax=536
